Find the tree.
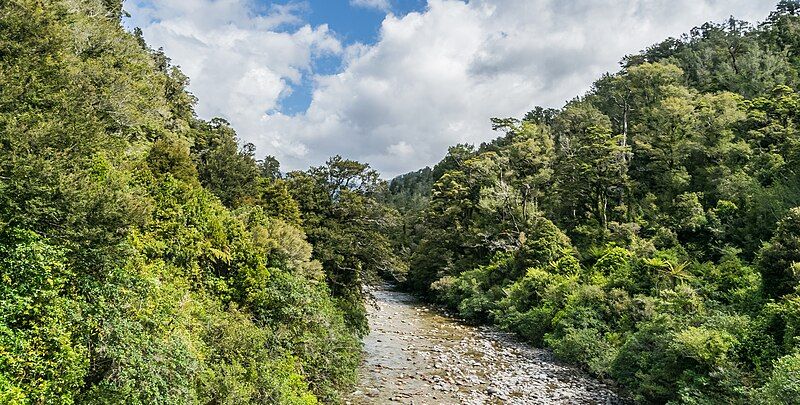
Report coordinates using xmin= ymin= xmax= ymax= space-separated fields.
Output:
xmin=591 ymin=62 xmax=684 ymax=152
xmin=259 ymin=155 xmax=282 ymax=180
xmin=287 ymin=156 xmax=403 ymax=334
xmin=0 ymin=1 xmax=362 ymax=403
xmin=761 ymin=1 xmax=800 ymax=64
xmin=504 ymin=121 xmax=556 ymax=216
xmin=190 ymin=118 xmax=261 ymax=208
xmin=758 ymin=207 xmax=800 ymax=298
xmin=392 ymin=3 xmax=800 ymax=404
xmin=632 ymin=88 xmax=696 ymax=202
xmin=552 ymin=103 xmax=628 ymax=237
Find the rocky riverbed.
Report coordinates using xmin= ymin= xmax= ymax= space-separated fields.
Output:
xmin=346 ymin=288 xmax=624 ymax=405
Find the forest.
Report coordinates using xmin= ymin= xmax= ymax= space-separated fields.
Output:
xmin=0 ymin=0 xmax=399 ymax=403
xmin=2 ymin=0 xmax=800 ymax=403
xmin=389 ymin=2 xmax=800 ymax=403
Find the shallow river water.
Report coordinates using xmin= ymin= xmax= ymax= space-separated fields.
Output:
xmin=345 ymin=288 xmax=623 ymax=405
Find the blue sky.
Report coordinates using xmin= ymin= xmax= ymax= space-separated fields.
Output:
xmin=306 ymin=1 xmax=426 ymax=43
xmin=124 ymin=0 xmax=776 ymax=177
xmin=279 ymin=0 xmax=427 ymax=114
xmin=126 ymin=1 xmax=429 ymax=116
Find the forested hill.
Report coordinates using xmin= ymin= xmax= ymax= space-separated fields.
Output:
xmin=0 ymin=1 xmax=400 ymax=403
xmin=390 ymin=2 xmax=800 ymax=403
xmin=7 ymin=0 xmax=800 ymax=404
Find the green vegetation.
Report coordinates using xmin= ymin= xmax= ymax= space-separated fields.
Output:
xmin=390 ymin=2 xmax=800 ymax=403
xmin=7 ymin=0 xmax=800 ymax=403
xmin=0 ymin=0 xmax=398 ymax=403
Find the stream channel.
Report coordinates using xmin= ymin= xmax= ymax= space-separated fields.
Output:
xmin=345 ymin=287 xmax=624 ymax=405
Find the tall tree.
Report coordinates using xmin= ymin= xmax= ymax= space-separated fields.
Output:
xmin=287 ymin=156 xmax=403 ymax=333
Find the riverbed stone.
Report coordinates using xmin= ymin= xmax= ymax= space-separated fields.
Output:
xmin=345 ymin=287 xmax=626 ymax=405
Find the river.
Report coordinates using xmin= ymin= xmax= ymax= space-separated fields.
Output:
xmin=345 ymin=288 xmax=623 ymax=405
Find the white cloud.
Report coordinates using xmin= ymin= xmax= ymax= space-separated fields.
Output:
xmin=123 ymin=0 xmax=342 ymax=156
xmin=350 ymin=0 xmax=391 ymax=12
xmin=262 ymin=0 xmax=774 ymax=176
xmin=126 ymin=0 xmax=776 ymax=177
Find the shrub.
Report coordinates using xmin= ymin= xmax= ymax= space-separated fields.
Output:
xmin=0 ymin=229 xmax=87 ymax=404
xmin=758 ymin=352 xmax=800 ymax=404
xmin=757 ymin=207 xmax=800 ymax=298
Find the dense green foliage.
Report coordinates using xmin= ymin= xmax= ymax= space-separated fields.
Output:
xmin=285 ymin=156 xmax=404 ymax=333
xmin=391 ymin=2 xmax=800 ymax=403
xmin=9 ymin=0 xmax=800 ymax=403
xmin=0 ymin=0 xmax=400 ymax=403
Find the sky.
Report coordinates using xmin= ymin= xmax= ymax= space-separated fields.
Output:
xmin=123 ymin=0 xmax=777 ymax=177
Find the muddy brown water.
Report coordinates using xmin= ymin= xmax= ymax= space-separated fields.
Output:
xmin=345 ymin=288 xmax=623 ymax=405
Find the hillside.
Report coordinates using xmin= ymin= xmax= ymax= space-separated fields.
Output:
xmin=0 ymin=1 xmax=399 ymax=403
xmin=5 ymin=0 xmax=800 ymax=404
xmin=390 ymin=2 xmax=800 ymax=403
